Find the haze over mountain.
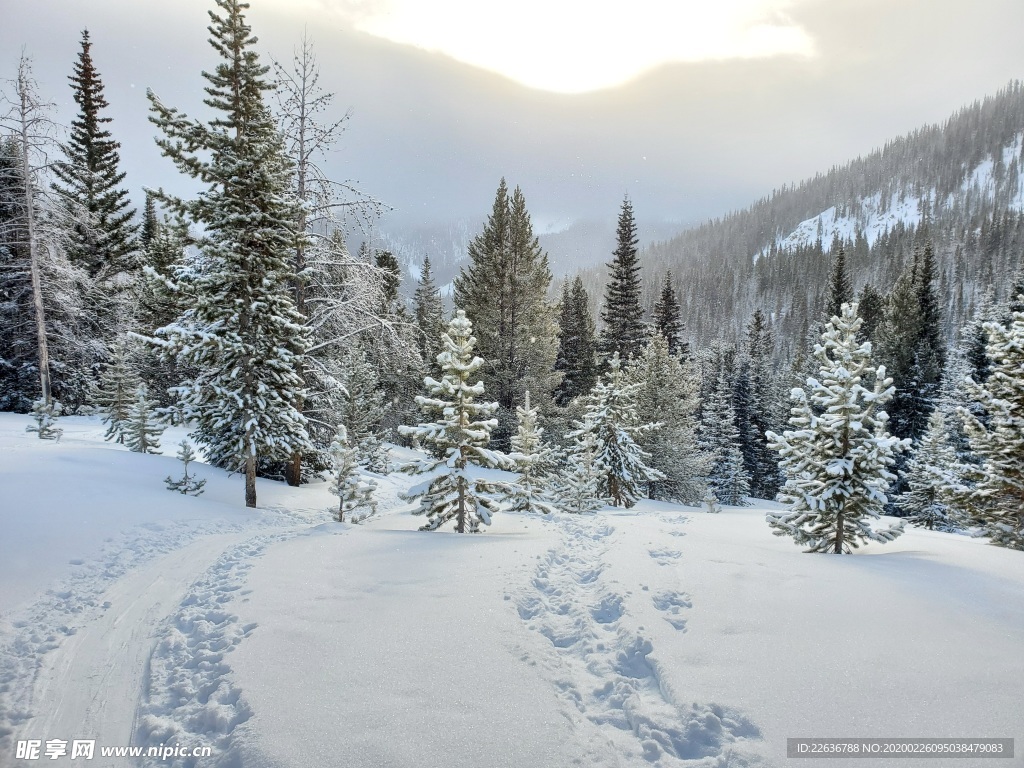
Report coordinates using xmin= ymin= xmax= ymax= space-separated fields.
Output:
xmin=5 ymin=0 xmax=1024 ymax=247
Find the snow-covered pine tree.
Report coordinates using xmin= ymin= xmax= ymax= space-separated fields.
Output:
xmin=745 ymin=309 xmax=782 ymax=499
xmin=123 ymin=384 xmax=163 ymax=454
xmin=554 ymin=275 xmax=598 ymax=406
xmin=556 ymin=420 xmax=605 ymax=513
xmin=569 ymin=352 xmax=663 ymax=507
xmin=336 ymin=344 xmax=390 ymax=473
xmin=824 ymin=246 xmax=852 ymax=322
xmin=453 ymin=180 xmax=560 ymax=451
xmin=328 ymin=425 xmax=377 ymax=523
xmin=699 ymin=363 xmax=751 ymax=506
xmin=652 ymin=271 xmax=688 ymax=359
xmin=767 ymin=303 xmax=909 ymax=553
xmin=897 ymin=409 xmax=960 ymax=531
xmin=165 ymin=440 xmax=207 ymax=496
xmin=398 ymin=310 xmax=514 ymax=532
xmin=951 ymin=300 xmax=1024 ymax=550
xmin=25 ymin=398 xmax=63 ymax=441
xmin=504 ymin=391 xmax=559 ymax=515
xmin=599 ymin=197 xmax=647 ymax=362
xmin=51 ymin=30 xmax=138 ymax=282
xmin=146 ymin=0 xmax=311 ymax=507
xmin=626 ymin=335 xmax=707 ymax=503
xmin=93 ymin=339 xmax=140 ymax=443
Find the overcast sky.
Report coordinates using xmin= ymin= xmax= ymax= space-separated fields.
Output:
xmin=4 ymin=0 xmax=1024 ymax=234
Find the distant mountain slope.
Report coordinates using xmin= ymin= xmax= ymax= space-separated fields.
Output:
xmin=577 ymin=81 xmax=1024 ymax=356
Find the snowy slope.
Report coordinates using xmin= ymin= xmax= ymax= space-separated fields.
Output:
xmin=757 ymin=133 xmax=1024 ymax=260
xmin=1 ymin=414 xmax=1022 ymax=768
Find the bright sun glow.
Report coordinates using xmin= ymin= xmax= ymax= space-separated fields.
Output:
xmin=319 ymin=0 xmax=815 ymax=93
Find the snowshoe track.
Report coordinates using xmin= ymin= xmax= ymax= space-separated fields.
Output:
xmin=517 ymin=514 xmax=763 ymax=767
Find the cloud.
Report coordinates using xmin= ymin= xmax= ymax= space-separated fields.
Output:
xmin=313 ymin=0 xmax=816 ymax=93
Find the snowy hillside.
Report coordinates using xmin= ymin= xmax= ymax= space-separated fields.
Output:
xmin=761 ymin=134 xmax=1024 ymax=259
xmin=1 ymin=414 xmax=1022 ymax=767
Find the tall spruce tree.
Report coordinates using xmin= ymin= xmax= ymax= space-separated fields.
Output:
xmin=652 ymin=271 xmax=688 ymax=359
xmin=52 ymin=30 xmax=137 ymax=281
xmin=699 ymin=366 xmax=751 ymax=506
xmin=146 ymin=0 xmax=311 ymax=507
xmin=599 ymin=196 xmax=646 ymax=362
xmin=745 ymin=309 xmax=781 ymax=499
xmin=767 ymin=303 xmax=908 ymax=553
xmin=824 ymin=246 xmax=852 ymax=322
xmin=453 ymin=180 xmax=559 ymax=450
xmin=413 ymin=255 xmax=445 ymax=367
xmin=554 ymin=275 xmax=598 ymax=406
xmin=897 ymin=409 xmax=961 ymax=532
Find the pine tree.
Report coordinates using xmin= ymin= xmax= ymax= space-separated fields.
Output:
xmin=51 ymin=30 xmax=137 ymax=281
xmin=699 ymin=366 xmax=751 ymax=506
xmin=855 ymin=283 xmax=885 ymax=344
xmin=951 ymin=302 xmax=1024 ymax=550
xmin=745 ymin=309 xmax=781 ymax=498
xmin=413 ymin=255 xmax=445 ymax=367
xmin=336 ymin=344 xmax=390 ymax=473
xmin=824 ymin=246 xmax=852 ymax=322
xmin=140 ymin=191 xmax=159 ymax=249
xmin=652 ymin=271 xmax=687 ymax=359
xmin=453 ymin=180 xmax=560 ymax=450
xmin=398 ymin=310 xmax=513 ymax=532
xmin=626 ymin=335 xmax=707 ymax=503
xmin=93 ymin=339 xmax=140 ymax=443
xmin=898 ymin=410 xmax=960 ymax=531
xmin=554 ymin=276 xmax=598 ymax=406
xmin=767 ymin=303 xmax=908 ymax=553
xmin=146 ymin=0 xmax=311 ymax=507
xmin=504 ymin=391 xmax=559 ymax=515
xmin=556 ymin=421 xmax=605 ymax=513
xmin=165 ymin=440 xmax=207 ymax=496
xmin=124 ymin=384 xmax=163 ymax=454
xmin=569 ymin=352 xmax=663 ymax=507
xmin=328 ymin=425 xmax=377 ymax=523
xmin=599 ymin=197 xmax=646 ymax=362
xmin=25 ymin=398 xmax=63 ymax=441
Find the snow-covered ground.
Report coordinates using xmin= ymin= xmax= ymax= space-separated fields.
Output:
xmin=1 ymin=414 xmax=1022 ymax=767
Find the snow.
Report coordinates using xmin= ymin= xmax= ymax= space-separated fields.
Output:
xmin=1 ymin=413 xmax=1022 ymax=767
xmin=757 ymin=132 xmax=1024 ymax=261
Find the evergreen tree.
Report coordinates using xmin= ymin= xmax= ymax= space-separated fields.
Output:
xmin=626 ymin=335 xmax=707 ymax=503
xmin=652 ymin=271 xmax=687 ymax=358
xmin=412 ymin=255 xmax=445 ymax=367
xmin=745 ymin=309 xmax=781 ymax=498
xmin=824 ymin=246 xmax=852 ymax=322
xmin=504 ymin=391 xmax=559 ymax=515
xmin=951 ymin=302 xmax=1024 ymax=550
xmin=599 ymin=196 xmax=646 ymax=362
xmin=52 ymin=30 xmax=137 ymax=281
xmin=328 ymin=425 xmax=377 ymax=523
xmin=555 ymin=421 xmax=605 ymax=513
xmin=165 ymin=440 xmax=207 ymax=496
xmin=554 ymin=276 xmax=598 ymax=406
xmin=897 ymin=410 xmax=960 ymax=531
xmin=453 ymin=180 xmax=560 ymax=450
xmin=123 ymin=384 xmax=163 ymax=454
xmin=93 ymin=339 xmax=140 ymax=443
xmin=25 ymin=398 xmax=63 ymax=441
xmin=140 ymin=191 xmax=159 ymax=249
xmin=336 ymin=344 xmax=390 ymax=473
xmin=767 ymin=303 xmax=908 ymax=553
xmin=398 ymin=310 xmax=513 ymax=532
xmin=855 ymin=283 xmax=885 ymax=344
xmin=146 ymin=0 xmax=312 ymax=507
xmin=699 ymin=366 xmax=751 ymax=506
xmin=568 ymin=352 xmax=663 ymax=507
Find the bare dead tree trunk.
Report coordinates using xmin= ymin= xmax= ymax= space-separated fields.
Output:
xmin=13 ymin=56 xmax=53 ymax=404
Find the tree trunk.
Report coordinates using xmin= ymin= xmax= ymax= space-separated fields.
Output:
xmin=834 ymin=505 xmax=845 ymax=553
xmin=245 ymin=452 xmax=257 ymax=508
xmin=456 ymin=475 xmax=466 ymax=533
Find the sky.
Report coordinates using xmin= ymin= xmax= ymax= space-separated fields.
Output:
xmin=4 ymin=0 xmax=1024 ymax=238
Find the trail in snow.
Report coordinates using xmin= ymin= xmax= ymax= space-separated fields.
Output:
xmin=0 ymin=502 xmax=315 ymax=768
xmin=516 ymin=514 xmax=763 ymax=767
xmin=134 ymin=528 xmax=303 ymax=768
